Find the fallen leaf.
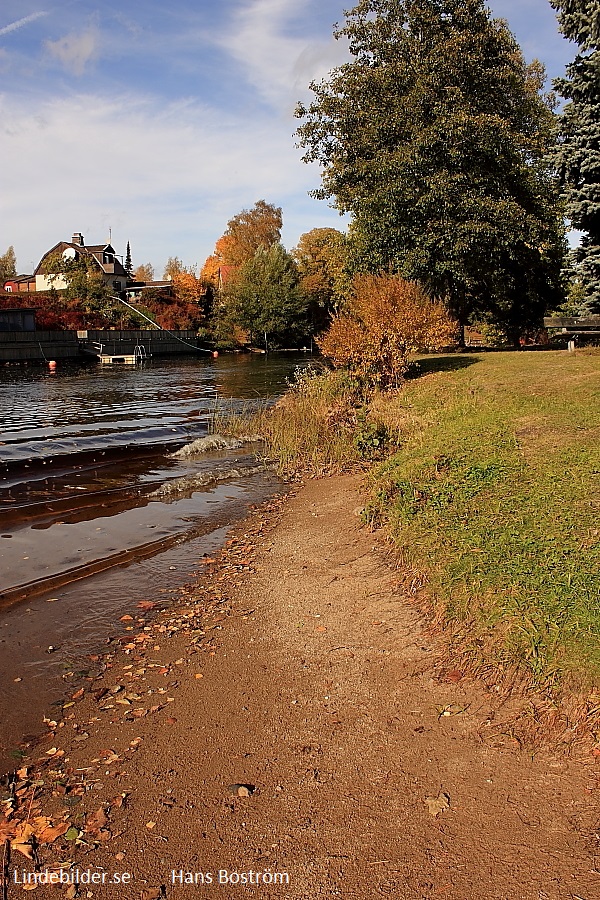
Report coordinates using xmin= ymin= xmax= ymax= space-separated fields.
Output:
xmin=446 ymin=670 xmax=463 ymax=683
xmin=71 ymin=688 xmax=85 ymax=701
xmin=12 ymin=841 xmax=33 ymax=860
xmin=145 ymin=821 xmax=156 ymax=830
xmin=36 ymin=821 xmax=70 ymax=844
xmin=85 ymin=807 xmax=109 ymax=834
xmin=425 ymin=792 xmax=450 ymax=817
xmin=65 ymin=826 xmax=80 ymax=841
xmin=0 ymin=822 xmax=16 ymax=841
xmin=120 ymin=615 xmax=134 ymax=622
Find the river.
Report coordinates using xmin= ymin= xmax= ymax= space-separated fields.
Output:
xmin=0 ymin=352 xmax=308 ymax=773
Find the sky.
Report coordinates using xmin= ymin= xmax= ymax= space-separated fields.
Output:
xmin=0 ymin=0 xmax=575 ymax=278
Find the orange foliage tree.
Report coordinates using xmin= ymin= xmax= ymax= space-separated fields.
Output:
xmin=318 ymin=274 xmax=457 ymax=387
xmin=201 ymin=201 xmax=282 ymax=288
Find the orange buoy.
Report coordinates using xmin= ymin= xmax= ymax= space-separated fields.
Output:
xmin=48 ymin=360 xmax=57 ymax=370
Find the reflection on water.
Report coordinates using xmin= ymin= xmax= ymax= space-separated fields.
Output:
xmin=0 ymin=353 xmax=308 ymax=772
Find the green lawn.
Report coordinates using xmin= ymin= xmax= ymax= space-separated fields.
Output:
xmin=367 ymin=349 xmax=600 ymax=693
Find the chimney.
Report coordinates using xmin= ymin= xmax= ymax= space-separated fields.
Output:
xmin=71 ymin=233 xmax=84 ymax=246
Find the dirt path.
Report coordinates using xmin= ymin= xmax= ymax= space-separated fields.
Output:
xmin=5 ymin=475 xmax=600 ymax=899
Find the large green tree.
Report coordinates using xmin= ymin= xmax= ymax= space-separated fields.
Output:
xmin=296 ymin=0 xmax=565 ymax=341
xmin=224 ymin=243 xmax=307 ymax=349
xmin=551 ymin=0 xmax=600 ymax=312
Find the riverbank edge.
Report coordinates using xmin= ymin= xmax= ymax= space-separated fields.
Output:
xmin=2 ymin=471 xmax=600 ymax=899
xmin=0 ymin=486 xmax=297 ymax=878
xmin=226 ymin=354 xmax=600 ymax=752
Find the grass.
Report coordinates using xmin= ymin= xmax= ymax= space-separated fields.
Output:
xmin=213 ymin=366 xmax=370 ymax=476
xmin=365 ymin=349 xmax=600 ymax=703
xmin=217 ymin=349 xmax=600 ymax=736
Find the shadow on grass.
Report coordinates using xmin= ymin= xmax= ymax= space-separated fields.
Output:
xmin=407 ymin=353 xmax=480 ymax=379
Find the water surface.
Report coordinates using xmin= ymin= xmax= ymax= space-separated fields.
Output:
xmin=0 ymin=353 xmax=307 ymax=770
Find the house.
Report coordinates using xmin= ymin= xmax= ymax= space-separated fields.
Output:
xmin=34 ymin=233 xmax=129 ymax=294
xmin=125 ymin=280 xmax=174 ymax=300
xmin=217 ymin=265 xmax=236 ymax=291
xmin=3 ymin=275 xmax=36 ymax=293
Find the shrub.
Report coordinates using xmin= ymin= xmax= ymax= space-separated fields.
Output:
xmin=318 ymin=274 xmax=457 ymax=387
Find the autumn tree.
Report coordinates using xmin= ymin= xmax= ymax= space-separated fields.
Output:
xmin=0 ymin=246 xmax=17 ymax=282
xmin=164 ymin=256 xmax=196 ymax=279
xmin=201 ymin=200 xmax=283 ymax=289
xmin=134 ymin=262 xmax=154 ymax=282
xmin=293 ymin=228 xmax=350 ymax=332
xmin=296 ymin=0 xmax=565 ymax=342
xmin=319 ymin=274 xmax=457 ymax=387
xmin=551 ymin=0 xmax=600 ymax=312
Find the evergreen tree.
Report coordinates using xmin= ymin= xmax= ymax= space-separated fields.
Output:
xmin=296 ymin=0 xmax=565 ymax=341
xmin=125 ymin=241 xmax=133 ymax=278
xmin=551 ymin=0 xmax=600 ymax=312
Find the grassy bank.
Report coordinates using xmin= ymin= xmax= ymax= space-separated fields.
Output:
xmin=366 ymin=350 xmax=600 ymax=703
xmin=237 ymin=350 xmax=600 ymax=734
xmin=215 ymin=367 xmax=373 ymax=476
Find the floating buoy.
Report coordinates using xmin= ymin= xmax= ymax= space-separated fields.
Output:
xmin=212 ymin=351 xmax=219 ymax=358
xmin=48 ymin=360 xmax=57 ymax=370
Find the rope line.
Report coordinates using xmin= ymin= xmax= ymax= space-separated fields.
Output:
xmin=109 ymin=295 xmax=214 ymax=354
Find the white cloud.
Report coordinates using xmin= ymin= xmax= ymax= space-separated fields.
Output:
xmin=45 ymin=27 xmax=99 ymax=76
xmin=0 ymin=90 xmax=342 ymax=273
xmin=217 ymin=0 xmax=348 ymax=110
xmin=0 ymin=11 xmax=48 ymax=39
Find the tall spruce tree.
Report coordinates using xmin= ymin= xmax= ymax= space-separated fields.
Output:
xmin=124 ymin=241 xmax=133 ymax=278
xmin=296 ymin=0 xmax=565 ymax=341
xmin=551 ymin=0 xmax=600 ymax=312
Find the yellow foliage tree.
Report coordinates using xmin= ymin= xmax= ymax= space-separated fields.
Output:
xmin=172 ymin=271 xmax=205 ymax=304
xmin=318 ymin=274 xmax=457 ymax=387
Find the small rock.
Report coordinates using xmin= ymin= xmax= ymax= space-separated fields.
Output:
xmin=229 ymin=783 xmax=256 ymax=798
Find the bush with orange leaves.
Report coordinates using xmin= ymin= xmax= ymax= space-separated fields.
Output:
xmin=318 ymin=274 xmax=457 ymax=388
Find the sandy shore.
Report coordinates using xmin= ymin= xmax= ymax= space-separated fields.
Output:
xmin=2 ymin=474 xmax=599 ymax=899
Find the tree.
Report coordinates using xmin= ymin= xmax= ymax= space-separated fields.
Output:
xmin=293 ymin=228 xmax=351 ymax=332
xmin=0 ymin=246 xmax=17 ymax=282
xmin=201 ymin=201 xmax=283 ymax=284
xmin=164 ymin=256 xmax=196 ymax=279
xmin=125 ymin=241 xmax=133 ymax=278
xmin=222 ymin=243 xmax=307 ymax=349
xmin=319 ymin=274 xmax=456 ymax=387
xmin=134 ymin=263 xmax=154 ymax=282
xmin=61 ymin=255 xmax=112 ymax=306
xmin=296 ymin=0 xmax=565 ymax=342
xmin=171 ymin=271 xmax=206 ymax=305
xmin=551 ymin=0 xmax=600 ymax=312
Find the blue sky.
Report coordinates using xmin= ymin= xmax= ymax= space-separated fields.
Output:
xmin=0 ymin=1 xmax=574 ymax=277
